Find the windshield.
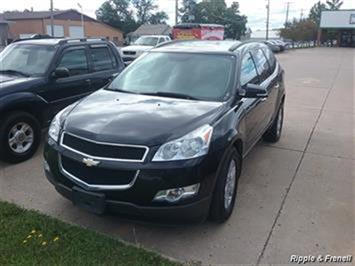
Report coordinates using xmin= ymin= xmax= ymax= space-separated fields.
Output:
xmin=134 ymin=37 xmax=159 ymax=46
xmin=108 ymin=52 xmax=235 ymax=101
xmin=0 ymin=44 xmax=56 ymax=76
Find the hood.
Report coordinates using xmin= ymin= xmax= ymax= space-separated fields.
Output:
xmin=0 ymin=74 xmax=45 ymax=96
xmin=121 ymin=45 xmax=153 ymax=52
xmin=0 ymin=74 xmax=17 ymax=84
xmin=64 ymin=89 xmax=225 ymax=146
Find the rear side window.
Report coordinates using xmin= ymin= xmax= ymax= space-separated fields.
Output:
xmin=252 ymin=49 xmax=270 ymax=83
xmin=58 ymin=48 xmax=88 ymax=76
xmin=263 ymin=47 xmax=276 ymax=74
xmin=240 ymin=52 xmax=259 ymax=86
xmin=90 ymin=46 xmax=115 ymax=71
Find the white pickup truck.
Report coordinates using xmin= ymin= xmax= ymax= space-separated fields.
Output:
xmin=120 ymin=35 xmax=171 ymax=64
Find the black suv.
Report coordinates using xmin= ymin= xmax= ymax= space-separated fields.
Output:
xmin=0 ymin=38 xmax=124 ymax=163
xmin=44 ymin=41 xmax=285 ymax=223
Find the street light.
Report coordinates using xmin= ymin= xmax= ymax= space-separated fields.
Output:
xmin=77 ymin=3 xmax=85 ymax=37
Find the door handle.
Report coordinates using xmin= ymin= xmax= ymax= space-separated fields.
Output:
xmin=275 ymin=83 xmax=280 ymax=89
xmin=260 ymin=97 xmax=267 ymax=102
xmin=85 ymin=79 xmax=91 ymax=84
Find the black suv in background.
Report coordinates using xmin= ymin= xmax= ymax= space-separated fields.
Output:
xmin=44 ymin=41 xmax=285 ymax=223
xmin=0 ymin=38 xmax=124 ymax=163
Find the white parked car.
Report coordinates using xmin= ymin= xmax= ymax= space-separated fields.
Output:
xmin=120 ymin=35 xmax=171 ymax=64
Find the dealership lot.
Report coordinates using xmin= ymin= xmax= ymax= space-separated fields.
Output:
xmin=0 ymin=47 xmax=353 ymax=264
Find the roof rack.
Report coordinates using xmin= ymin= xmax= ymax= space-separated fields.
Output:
xmin=228 ymin=40 xmax=259 ymax=51
xmin=58 ymin=38 xmax=107 ymax=44
xmin=12 ymin=35 xmax=55 ymax=43
xmin=155 ymin=39 xmax=217 ymax=49
xmin=154 ymin=39 xmax=184 ymax=48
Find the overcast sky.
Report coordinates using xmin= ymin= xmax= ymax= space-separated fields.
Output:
xmin=1 ymin=0 xmax=354 ymax=30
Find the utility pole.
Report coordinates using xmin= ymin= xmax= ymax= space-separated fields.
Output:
xmin=50 ymin=0 xmax=54 ymax=37
xmin=175 ymin=0 xmax=178 ymax=25
xmin=285 ymin=2 xmax=291 ymax=26
xmin=77 ymin=3 xmax=84 ymax=37
xmin=266 ymin=0 xmax=270 ymax=40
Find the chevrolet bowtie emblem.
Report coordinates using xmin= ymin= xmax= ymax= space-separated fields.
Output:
xmin=82 ymin=158 xmax=100 ymax=167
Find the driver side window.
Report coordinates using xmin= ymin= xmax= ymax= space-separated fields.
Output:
xmin=57 ymin=48 xmax=89 ymax=76
xmin=240 ymin=52 xmax=259 ymax=87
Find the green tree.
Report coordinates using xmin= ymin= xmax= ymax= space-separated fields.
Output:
xmin=132 ymin=0 xmax=157 ymax=24
xmin=224 ymin=2 xmax=247 ymax=39
xmin=309 ymin=1 xmax=327 ymax=26
xmin=96 ymin=0 xmax=169 ymax=35
xmin=280 ymin=18 xmax=318 ymax=41
xmin=326 ymin=0 xmax=343 ymax=10
xmin=179 ymin=0 xmax=198 ymax=22
xmin=96 ymin=0 xmax=137 ymax=34
xmin=149 ymin=11 xmax=169 ymax=24
xmin=192 ymin=0 xmax=247 ymax=39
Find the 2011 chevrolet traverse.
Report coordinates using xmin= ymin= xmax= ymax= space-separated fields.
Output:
xmin=44 ymin=40 xmax=285 ymax=223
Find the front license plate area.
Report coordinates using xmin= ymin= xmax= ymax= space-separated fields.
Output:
xmin=72 ymin=186 xmax=106 ymax=215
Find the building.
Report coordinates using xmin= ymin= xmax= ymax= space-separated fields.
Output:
xmin=0 ymin=20 xmax=10 ymax=48
xmin=0 ymin=9 xmax=124 ymax=45
xmin=128 ymin=24 xmax=171 ymax=42
xmin=319 ymin=10 xmax=355 ymax=47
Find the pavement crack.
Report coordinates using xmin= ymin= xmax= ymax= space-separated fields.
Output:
xmin=256 ymin=51 xmax=344 ymax=265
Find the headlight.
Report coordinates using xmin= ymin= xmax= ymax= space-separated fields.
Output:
xmin=152 ymin=125 xmax=213 ymax=161
xmin=48 ymin=108 xmax=66 ymax=142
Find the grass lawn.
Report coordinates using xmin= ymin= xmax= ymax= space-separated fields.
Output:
xmin=0 ymin=201 xmax=180 ymax=266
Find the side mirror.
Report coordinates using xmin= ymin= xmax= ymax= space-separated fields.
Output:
xmin=53 ymin=67 xmax=70 ymax=79
xmin=239 ymin=84 xmax=268 ymax=98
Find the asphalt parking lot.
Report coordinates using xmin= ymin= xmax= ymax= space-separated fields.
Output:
xmin=0 ymin=47 xmax=354 ymax=265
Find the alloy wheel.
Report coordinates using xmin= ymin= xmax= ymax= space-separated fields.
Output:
xmin=224 ymin=159 xmax=237 ymax=210
xmin=8 ymin=122 xmax=34 ymax=154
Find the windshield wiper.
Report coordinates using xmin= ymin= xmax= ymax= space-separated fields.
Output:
xmin=0 ymin=69 xmax=30 ymax=77
xmin=141 ymin=91 xmax=199 ymax=100
xmin=106 ymin=87 xmax=140 ymax=95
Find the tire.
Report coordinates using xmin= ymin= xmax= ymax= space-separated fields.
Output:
xmin=0 ymin=111 xmax=41 ymax=164
xmin=263 ymin=104 xmax=284 ymax=143
xmin=209 ymin=148 xmax=242 ymax=223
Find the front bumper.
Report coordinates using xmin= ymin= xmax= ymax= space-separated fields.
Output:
xmin=46 ymin=169 xmax=210 ymax=223
xmin=44 ymin=139 xmax=220 ymax=223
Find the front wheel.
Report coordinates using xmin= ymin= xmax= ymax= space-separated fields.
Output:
xmin=263 ymin=104 xmax=284 ymax=143
xmin=0 ymin=111 xmax=41 ymax=164
xmin=209 ymin=148 xmax=242 ymax=223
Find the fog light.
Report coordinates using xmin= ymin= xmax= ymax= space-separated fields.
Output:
xmin=43 ymin=160 xmax=50 ymax=172
xmin=153 ymin=184 xmax=200 ymax=203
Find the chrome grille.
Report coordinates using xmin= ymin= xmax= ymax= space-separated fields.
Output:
xmin=60 ymin=132 xmax=149 ymax=162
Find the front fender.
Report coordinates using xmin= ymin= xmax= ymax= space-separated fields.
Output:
xmin=0 ymin=92 xmax=49 ymax=123
xmin=211 ymin=105 xmax=246 ymax=161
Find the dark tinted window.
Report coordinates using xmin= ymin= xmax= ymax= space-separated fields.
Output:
xmin=58 ymin=49 xmax=88 ymax=76
xmin=90 ymin=46 xmax=115 ymax=71
xmin=252 ymin=48 xmax=270 ymax=83
xmin=109 ymin=52 xmax=234 ymax=101
xmin=263 ymin=47 xmax=276 ymax=74
xmin=240 ymin=52 xmax=259 ymax=86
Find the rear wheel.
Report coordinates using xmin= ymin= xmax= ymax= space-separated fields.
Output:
xmin=209 ymin=148 xmax=242 ymax=223
xmin=0 ymin=111 xmax=41 ymax=164
xmin=263 ymin=104 xmax=284 ymax=143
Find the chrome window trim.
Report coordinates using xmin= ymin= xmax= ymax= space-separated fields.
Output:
xmin=60 ymin=132 xmax=149 ymax=163
xmin=59 ymin=155 xmax=140 ymax=191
